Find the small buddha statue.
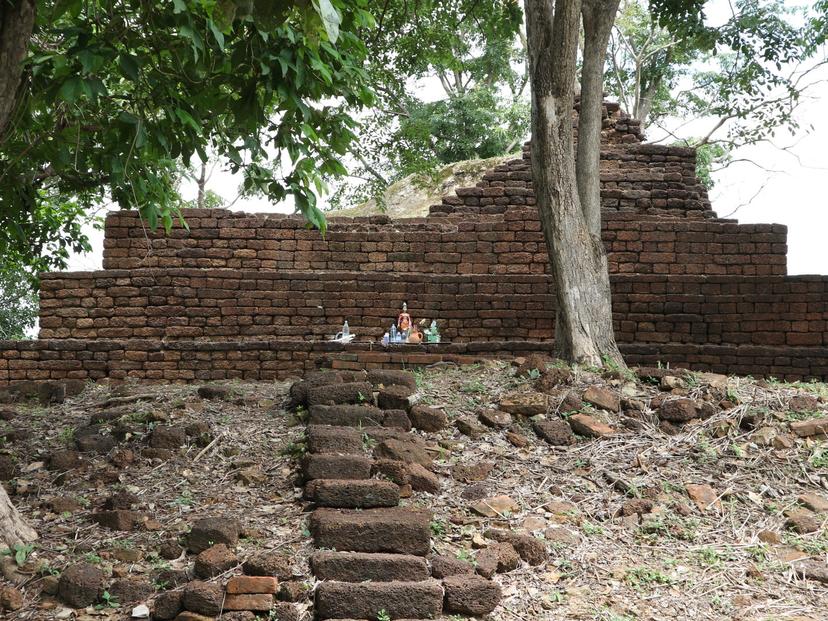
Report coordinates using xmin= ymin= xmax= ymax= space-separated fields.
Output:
xmin=397 ymin=302 xmax=412 ymax=339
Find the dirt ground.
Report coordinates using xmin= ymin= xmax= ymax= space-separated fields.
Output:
xmin=1 ymin=360 xmax=827 ymax=620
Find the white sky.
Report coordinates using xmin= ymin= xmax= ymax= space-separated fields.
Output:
xmin=68 ymin=1 xmax=828 ymax=276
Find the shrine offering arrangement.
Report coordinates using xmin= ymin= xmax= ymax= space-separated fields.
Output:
xmin=383 ymin=304 xmax=441 ymax=345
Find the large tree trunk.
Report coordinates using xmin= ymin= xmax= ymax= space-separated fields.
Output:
xmin=1 ymin=486 xmax=37 ymax=548
xmin=524 ymin=0 xmax=624 ymax=367
xmin=577 ymin=0 xmax=621 ymax=237
xmin=0 ymin=0 xmax=35 ymax=141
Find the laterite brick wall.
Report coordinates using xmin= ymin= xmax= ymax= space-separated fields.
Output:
xmin=1 ymin=103 xmax=825 ymax=384
xmin=38 ymin=271 xmax=828 ymax=348
xmin=102 ymin=211 xmax=786 ymax=276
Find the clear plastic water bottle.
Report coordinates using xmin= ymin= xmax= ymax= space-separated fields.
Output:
xmin=382 ymin=332 xmax=389 ymax=346
xmin=390 ymin=325 xmax=397 ymax=343
xmin=342 ymin=321 xmax=349 ymax=337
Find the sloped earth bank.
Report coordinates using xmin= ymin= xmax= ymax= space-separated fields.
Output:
xmin=0 ymin=359 xmax=826 ymax=620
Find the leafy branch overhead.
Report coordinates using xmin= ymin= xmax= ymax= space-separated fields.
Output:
xmin=0 ymin=0 xmax=375 ymax=274
xmin=327 ymin=0 xmax=529 ymax=210
xmin=611 ymin=0 xmax=827 ymax=149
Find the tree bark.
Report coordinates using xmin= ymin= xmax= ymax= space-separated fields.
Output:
xmin=577 ymin=0 xmax=621 ymax=237
xmin=0 ymin=486 xmax=37 ymax=548
xmin=196 ymin=162 xmax=207 ymax=208
xmin=524 ymin=0 xmax=625 ymax=368
xmin=0 ymin=0 xmax=35 ymax=141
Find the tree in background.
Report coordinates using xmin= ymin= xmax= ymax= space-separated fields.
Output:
xmin=607 ymin=0 xmax=826 ymax=187
xmin=328 ymin=0 xmax=530 ymax=209
xmin=0 ymin=268 xmax=39 ymax=340
xmin=0 ymin=0 xmax=374 ymax=280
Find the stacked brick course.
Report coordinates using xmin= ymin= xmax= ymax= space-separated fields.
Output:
xmin=2 ymin=103 xmax=826 ymax=383
xmin=102 ymin=211 xmax=786 ymax=276
xmin=36 ymin=271 xmax=827 ymax=348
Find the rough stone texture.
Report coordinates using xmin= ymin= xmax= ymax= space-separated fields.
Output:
xmin=479 ymin=409 xmax=512 ymax=429
xmin=308 ymin=404 xmax=385 ymax=427
xmin=242 ymin=553 xmax=293 ymax=580
xmin=431 ymin=555 xmax=475 ymax=578
xmin=658 ymin=399 xmax=700 ymax=423
xmin=223 ymin=594 xmax=274 ymax=611
xmin=57 ymin=563 xmax=104 ymax=608
xmin=475 ymin=542 xmax=520 ymax=577
xmin=306 ymin=425 xmax=363 ymax=454
xmin=48 ymin=449 xmax=82 ymax=471
xmin=268 ymin=603 xmax=300 ymax=621
xmin=499 ymin=392 xmax=548 ymax=416
xmin=785 ymin=508 xmax=821 ymax=534
xmin=407 ymin=462 xmax=440 ymax=493
xmin=366 ymin=369 xmax=417 ymax=389
xmin=485 ymin=529 xmax=548 ymax=565
xmin=443 ymin=575 xmax=501 ymax=616
xmin=108 ymin=577 xmax=154 ymax=604
xmin=226 ymin=576 xmax=279 ymax=595
xmin=0 ymin=455 xmax=16 ymax=480
xmin=310 ymin=508 xmax=432 ymax=556
xmin=307 ymin=382 xmax=374 ymax=406
xmin=315 ymin=581 xmax=444 ymax=620
xmin=568 ymin=413 xmax=616 ymax=437
xmin=793 ymin=560 xmax=828 ymax=583
xmin=289 ymin=371 xmax=344 ymax=406
xmin=0 ymin=585 xmax=24 ymax=611
xmin=276 ymin=581 xmax=309 ymax=603
xmin=408 ymin=405 xmax=448 ymax=431
xmin=197 ymin=385 xmax=231 ymax=400
xmin=187 ymin=517 xmax=242 ymax=553
xmin=174 ymin=612 xmax=214 ymax=621
xmin=150 ymin=426 xmax=187 ymax=449
xmin=181 ymin=581 xmax=223 ymax=616
xmin=377 ymin=385 xmax=415 ymax=411
xmin=302 ymin=453 xmax=372 ymax=481
xmin=582 ymin=386 xmax=620 ymax=412
xmin=152 ymin=590 xmax=183 ymax=620
xmin=455 ymin=416 xmax=486 ymax=439
xmin=534 ymin=419 xmax=576 ymax=445
xmin=373 ymin=438 xmax=433 ymax=467
xmin=311 ymin=552 xmax=430 ymax=582
xmin=309 ymin=479 xmax=400 ymax=509
xmin=790 ymin=417 xmax=828 ymax=437
xmin=92 ymin=509 xmax=143 ymax=531
xmin=194 ymin=544 xmax=238 ymax=578
xmin=381 ymin=409 xmax=413 ymax=430
xmin=75 ymin=429 xmax=117 ymax=453
xmin=798 ymin=492 xmax=828 ymax=513
xmin=451 ymin=461 xmax=494 ymax=483
xmin=789 ymin=395 xmax=820 ymax=412
xmin=470 ymin=495 xmax=518 ymax=518
xmin=372 ymin=459 xmax=411 ymax=485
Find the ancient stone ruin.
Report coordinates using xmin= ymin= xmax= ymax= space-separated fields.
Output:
xmin=1 ymin=102 xmax=827 ymax=383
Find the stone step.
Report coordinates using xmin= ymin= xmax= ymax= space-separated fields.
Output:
xmin=310 ymin=508 xmax=432 ymax=556
xmin=315 ymin=580 xmax=443 ymax=620
xmin=366 ymin=369 xmax=417 ymax=390
xmin=305 ymin=479 xmax=400 ymax=509
xmin=306 ymin=425 xmax=364 ymax=455
xmin=309 ymin=405 xmax=411 ymax=430
xmin=307 ymin=382 xmax=374 ymax=406
xmin=310 ymin=551 xmax=430 ymax=582
xmin=302 ymin=454 xmax=373 ymax=481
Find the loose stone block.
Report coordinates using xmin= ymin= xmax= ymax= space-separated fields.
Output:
xmin=310 ymin=507 xmax=432 ymax=556
xmin=310 ymin=552 xmax=430 ymax=582
xmin=315 ymin=581 xmax=444 ymax=620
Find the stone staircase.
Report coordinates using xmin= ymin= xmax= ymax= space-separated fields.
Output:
xmin=292 ymin=369 xmax=501 ymax=620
